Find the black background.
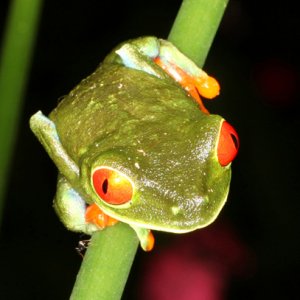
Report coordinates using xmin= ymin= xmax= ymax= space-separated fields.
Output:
xmin=0 ymin=0 xmax=299 ymax=299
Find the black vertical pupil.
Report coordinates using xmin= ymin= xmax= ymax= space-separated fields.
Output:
xmin=230 ymin=133 xmax=239 ymax=149
xmin=102 ymin=179 xmax=108 ymax=194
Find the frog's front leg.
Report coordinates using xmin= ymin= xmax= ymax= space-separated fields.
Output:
xmin=55 ymin=176 xmax=154 ymax=251
xmin=54 ymin=175 xmax=118 ymax=234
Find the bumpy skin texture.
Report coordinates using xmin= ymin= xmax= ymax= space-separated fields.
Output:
xmin=49 ymin=60 xmax=230 ymax=233
xmin=30 ymin=37 xmax=233 ymax=247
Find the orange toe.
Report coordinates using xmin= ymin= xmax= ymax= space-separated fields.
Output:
xmin=195 ymin=75 xmax=220 ymax=99
xmin=85 ymin=203 xmax=118 ymax=229
xmin=153 ymin=57 xmax=220 ymax=114
xmin=145 ymin=231 xmax=155 ymax=252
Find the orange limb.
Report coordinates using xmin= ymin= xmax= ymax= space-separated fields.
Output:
xmin=85 ymin=203 xmax=118 ymax=229
xmin=145 ymin=230 xmax=155 ymax=252
xmin=154 ymin=57 xmax=220 ymax=114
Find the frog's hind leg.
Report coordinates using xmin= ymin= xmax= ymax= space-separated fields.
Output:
xmin=54 ymin=175 xmax=98 ymax=235
xmin=114 ymin=36 xmax=167 ymax=79
xmin=155 ymin=39 xmax=220 ymax=114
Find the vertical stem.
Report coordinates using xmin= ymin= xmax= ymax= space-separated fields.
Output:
xmin=0 ymin=0 xmax=43 ymax=225
xmin=70 ymin=223 xmax=139 ymax=300
xmin=169 ymin=0 xmax=229 ymax=67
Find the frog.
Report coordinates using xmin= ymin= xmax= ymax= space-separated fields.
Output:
xmin=30 ymin=36 xmax=239 ymax=251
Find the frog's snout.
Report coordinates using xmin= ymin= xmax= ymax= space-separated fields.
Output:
xmin=217 ymin=121 xmax=239 ymax=166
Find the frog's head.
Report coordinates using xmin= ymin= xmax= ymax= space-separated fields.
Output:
xmin=80 ymin=113 xmax=238 ymax=233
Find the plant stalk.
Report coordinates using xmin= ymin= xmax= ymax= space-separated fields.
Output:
xmin=70 ymin=223 xmax=139 ymax=300
xmin=169 ymin=0 xmax=229 ymax=67
xmin=0 ymin=0 xmax=43 ymax=226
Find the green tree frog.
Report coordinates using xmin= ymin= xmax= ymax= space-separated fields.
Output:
xmin=30 ymin=37 xmax=239 ymax=251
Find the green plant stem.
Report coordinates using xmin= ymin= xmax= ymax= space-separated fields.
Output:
xmin=0 ymin=0 xmax=43 ymax=225
xmin=70 ymin=223 xmax=139 ymax=300
xmin=169 ymin=0 xmax=229 ymax=67
xmin=70 ymin=0 xmax=229 ymax=299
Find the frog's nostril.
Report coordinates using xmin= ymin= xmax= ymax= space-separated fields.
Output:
xmin=217 ymin=121 xmax=239 ymax=166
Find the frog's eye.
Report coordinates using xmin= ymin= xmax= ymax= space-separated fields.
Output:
xmin=92 ymin=167 xmax=133 ymax=205
xmin=217 ymin=121 xmax=239 ymax=166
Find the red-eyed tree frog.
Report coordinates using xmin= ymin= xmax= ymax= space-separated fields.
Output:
xmin=30 ymin=37 xmax=239 ymax=251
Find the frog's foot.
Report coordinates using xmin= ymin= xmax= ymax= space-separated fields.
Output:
xmin=154 ymin=57 xmax=220 ymax=114
xmin=130 ymin=225 xmax=155 ymax=251
xmin=85 ymin=203 xmax=119 ymax=229
xmin=85 ymin=204 xmax=154 ymax=251
xmin=86 ymin=204 xmax=155 ymax=251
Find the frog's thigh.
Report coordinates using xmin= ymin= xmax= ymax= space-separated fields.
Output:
xmin=130 ymin=36 xmax=160 ymax=58
xmin=115 ymin=37 xmax=163 ymax=78
xmin=53 ymin=175 xmax=98 ymax=235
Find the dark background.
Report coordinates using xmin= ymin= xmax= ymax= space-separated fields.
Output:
xmin=0 ymin=0 xmax=299 ymax=299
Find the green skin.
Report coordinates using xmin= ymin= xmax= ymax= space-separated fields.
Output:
xmin=30 ymin=37 xmax=231 ymax=250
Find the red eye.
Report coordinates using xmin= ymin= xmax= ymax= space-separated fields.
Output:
xmin=92 ymin=167 xmax=133 ymax=205
xmin=217 ymin=121 xmax=239 ymax=166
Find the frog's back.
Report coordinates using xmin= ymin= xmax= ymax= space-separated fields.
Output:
xmin=50 ymin=63 xmax=200 ymax=162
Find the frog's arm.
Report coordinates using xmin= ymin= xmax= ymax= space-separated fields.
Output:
xmin=30 ymin=111 xmax=79 ymax=184
xmin=54 ymin=175 xmax=120 ymax=235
